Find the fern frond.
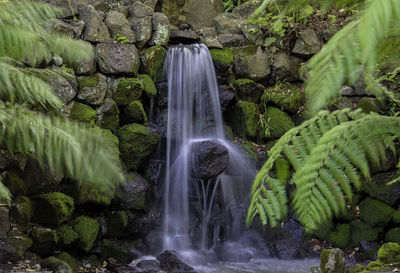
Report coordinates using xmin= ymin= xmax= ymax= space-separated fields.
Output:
xmin=292 ymin=114 xmax=400 ymax=231
xmin=0 ymin=175 xmax=10 ymax=204
xmin=0 ymin=104 xmax=125 ymax=202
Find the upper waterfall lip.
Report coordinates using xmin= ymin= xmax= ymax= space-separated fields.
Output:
xmin=169 ymin=43 xmax=206 ymax=50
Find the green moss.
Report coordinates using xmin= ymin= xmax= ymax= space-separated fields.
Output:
xmin=140 ymin=45 xmax=166 ymax=83
xmin=320 ymin=248 xmax=346 ymax=273
xmin=10 ymin=196 xmax=33 ymax=228
xmin=385 ymin=228 xmax=400 ymax=244
xmin=359 ymin=197 xmax=394 ymax=226
xmin=96 ymin=98 xmax=120 ymax=132
xmin=265 ymin=106 xmax=295 ymax=139
xmin=393 ymin=210 xmax=400 ymax=224
xmin=329 ymin=224 xmax=351 ymax=248
xmin=70 ymin=102 xmax=97 ymax=125
xmin=210 ymin=48 xmax=234 ymax=70
xmin=233 ymin=79 xmax=264 ymax=104
xmin=41 ymin=256 xmax=72 ymax=273
xmin=57 ymin=252 xmax=80 ymax=271
xmin=125 ymin=100 xmax=148 ymax=123
xmin=117 ymin=123 xmax=160 ymax=170
xmin=114 ymin=78 xmax=144 ymax=105
xmin=77 ymin=183 xmax=116 ymax=206
xmin=8 ymin=230 xmax=32 ymax=253
xmin=377 ymin=242 xmax=400 ymax=264
xmin=358 ymin=97 xmax=382 ymax=114
xmin=57 ymin=224 xmax=79 ymax=245
xmin=71 ymin=216 xmax=99 ymax=252
xmin=101 ymin=239 xmax=133 ymax=263
xmin=139 ymin=74 xmax=157 ymax=96
xmin=4 ymin=171 xmax=27 ymax=196
xmin=106 ymin=211 xmax=128 ymax=238
xmin=100 ymin=129 xmax=120 ymax=163
xmin=366 ymin=260 xmax=384 ymax=270
xmin=32 ymin=227 xmax=59 ymax=244
xmin=347 ymin=264 xmax=365 ymax=273
xmin=351 ymin=220 xmax=383 ymax=245
xmin=231 ymin=101 xmax=260 ymax=139
xmin=261 ymin=83 xmax=304 ymax=113
xmin=77 ymin=74 xmax=100 ymax=88
xmin=33 ymin=192 xmax=74 ymax=225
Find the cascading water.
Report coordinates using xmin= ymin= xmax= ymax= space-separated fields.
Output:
xmin=162 ymin=44 xmax=256 ymax=260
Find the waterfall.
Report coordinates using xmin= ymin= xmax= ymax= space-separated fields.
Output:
xmin=162 ymin=44 xmax=255 ymax=260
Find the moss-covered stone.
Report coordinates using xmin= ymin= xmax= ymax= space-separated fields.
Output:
xmin=328 ymin=224 xmax=351 ymax=248
xmin=385 ymin=228 xmax=400 ymax=244
xmin=69 ymin=102 xmax=97 ymax=125
xmin=40 ymin=256 xmax=72 ymax=273
xmin=231 ymin=101 xmax=260 ymax=138
xmin=264 ymin=106 xmax=295 ymax=139
xmin=8 ymin=229 xmax=32 ymax=253
xmin=377 ymin=242 xmax=400 ymax=264
xmin=115 ymin=173 xmax=149 ymax=210
xmin=57 ymin=252 xmax=80 ymax=271
xmin=125 ymin=100 xmax=148 ymax=124
xmin=106 ymin=211 xmax=128 ymax=238
xmin=320 ymin=248 xmax=346 ymax=273
xmin=359 ymin=197 xmax=395 ymax=226
xmin=33 ymin=192 xmax=74 ymax=225
xmin=140 ymin=45 xmax=166 ymax=83
xmin=261 ymin=83 xmax=304 ymax=114
xmin=77 ymin=73 xmax=107 ymax=106
xmin=366 ymin=260 xmax=385 ymax=270
xmin=10 ymin=196 xmax=33 ymax=229
xmin=4 ymin=171 xmax=27 ymax=196
xmin=210 ymin=48 xmax=234 ymax=71
xmin=358 ymin=97 xmax=382 ymax=114
xmin=57 ymin=224 xmax=79 ymax=246
xmin=113 ymin=78 xmax=144 ymax=106
xmin=76 ymin=183 xmax=116 ymax=206
xmin=393 ymin=210 xmax=400 ymax=224
xmin=233 ymin=79 xmax=264 ymax=104
xmin=351 ymin=220 xmax=383 ymax=245
xmin=30 ymin=226 xmax=59 ymax=256
xmin=101 ymin=239 xmax=135 ymax=263
xmin=100 ymin=129 xmax=120 ymax=164
xmin=139 ymin=74 xmax=157 ymax=96
xmin=96 ymin=98 xmax=120 ymax=132
xmin=118 ymin=124 xmax=160 ymax=170
xmin=71 ymin=216 xmax=99 ymax=252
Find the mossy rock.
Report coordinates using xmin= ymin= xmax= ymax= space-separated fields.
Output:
xmin=69 ymin=101 xmax=97 ymax=125
xmin=366 ymin=260 xmax=385 ymax=271
xmin=139 ymin=74 xmax=157 ymax=96
xmin=358 ymin=97 xmax=382 ymax=114
xmin=4 ymin=171 xmax=27 ymax=196
xmin=124 ymin=100 xmax=148 ymax=124
xmin=377 ymin=242 xmax=400 ymax=264
xmin=140 ymin=45 xmax=166 ymax=83
xmin=33 ymin=192 xmax=74 ymax=225
xmin=359 ymin=197 xmax=395 ymax=226
xmin=30 ymin=226 xmax=59 ymax=256
xmin=57 ymin=224 xmax=79 ymax=246
xmin=210 ymin=48 xmax=234 ymax=71
xmin=8 ymin=229 xmax=32 ymax=253
xmin=328 ymin=224 xmax=351 ymax=248
xmin=320 ymin=248 xmax=346 ymax=273
xmin=106 ymin=211 xmax=128 ymax=238
xmin=100 ymin=129 xmax=120 ymax=164
xmin=101 ymin=239 xmax=135 ymax=263
xmin=113 ymin=78 xmax=144 ymax=106
xmin=351 ymin=220 xmax=383 ymax=246
xmin=261 ymin=83 xmax=304 ymax=114
xmin=385 ymin=228 xmax=400 ymax=244
xmin=117 ymin=124 xmax=160 ymax=171
xmin=96 ymin=98 xmax=120 ymax=132
xmin=231 ymin=101 xmax=260 ymax=139
xmin=57 ymin=252 xmax=81 ymax=271
xmin=264 ymin=106 xmax=295 ymax=139
xmin=40 ymin=256 xmax=72 ymax=273
xmin=71 ymin=216 xmax=99 ymax=252
xmin=76 ymin=183 xmax=116 ymax=206
xmin=10 ymin=196 xmax=33 ymax=229
xmin=393 ymin=210 xmax=400 ymax=224
xmin=233 ymin=79 xmax=264 ymax=104
xmin=76 ymin=73 xmax=107 ymax=106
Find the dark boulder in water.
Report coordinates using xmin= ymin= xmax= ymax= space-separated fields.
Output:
xmin=156 ymin=250 xmax=195 ymax=272
xmin=192 ymin=140 xmax=229 ymax=179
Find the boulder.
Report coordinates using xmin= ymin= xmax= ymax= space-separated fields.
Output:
xmin=105 ymin=11 xmax=136 ymax=43
xmin=219 ymin=87 xmax=235 ymax=112
xmin=38 ymin=0 xmax=82 ymax=18
xmin=233 ymin=78 xmax=264 ymax=104
xmin=129 ymin=16 xmax=152 ymax=47
xmin=232 ymin=0 xmax=263 ymax=18
xmin=4 ymin=171 xmax=27 ymax=196
xmin=10 ymin=196 xmax=33 ymax=229
xmin=95 ymin=43 xmax=140 ymax=75
xmin=71 ymin=216 xmax=99 ymax=252
xmin=210 ymin=48 xmax=234 ymax=72
xmin=140 ymin=45 xmax=167 ymax=83
xmin=377 ymin=242 xmax=400 ymax=264
xmin=218 ymin=33 xmax=247 ymax=47
xmin=320 ymin=248 xmax=346 ymax=273
xmin=264 ymin=106 xmax=295 ymax=139
xmin=292 ymin=28 xmax=321 ymax=58
xmin=214 ymin=14 xmax=241 ymax=34
xmin=124 ymin=100 xmax=148 ymax=124
xmin=46 ymin=18 xmax=85 ymax=38
xmin=192 ymin=140 xmax=229 ymax=179
xmin=118 ymin=124 xmax=160 ymax=170
xmin=358 ymin=97 xmax=382 ymax=114
xmin=149 ymin=12 xmax=170 ymax=46
xmin=359 ymin=197 xmax=395 ymax=226
xmin=158 ymin=0 xmax=186 ymax=26
xmin=0 ymin=245 xmax=19 ymax=264
xmin=102 ymin=239 xmax=138 ymax=263
xmin=69 ymin=101 xmax=97 ymax=125
xmin=240 ymin=20 xmax=263 ymax=45
xmin=76 ymin=183 xmax=116 ymax=206
xmin=128 ymin=1 xmax=154 ymax=18
xmin=183 ymin=0 xmax=224 ymax=30
xmin=231 ymin=101 xmax=260 ymax=138
xmin=170 ymin=29 xmax=199 ymax=43
xmin=385 ymin=228 xmax=400 ymax=244
xmin=57 ymin=252 xmax=81 ymax=272
xmin=30 ymin=226 xmax=59 ymax=256
xmin=261 ymin=83 xmax=304 ymax=113
xmin=137 ymin=260 xmax=161 ymax=272
xmin=156 ymin=250 xmax=194 ymax=272
xmin=23 ymin=159 xmax=63 ymax=195
xmin=7 ymin=229 xmax=32 ymax=253
xmin=78 ymin=5 xmax=112 ymax=43
xmin=0 ymin=207 xmax=10 ymax=239
xmin=328 ymin=224 xmax=351 ymax=248
xmin=234 ymin=46 xmax=271 ymax=82
xmin=271 ymin=51 xmax=301 ymax=82
xmin=351 ymin=220 xmax=383 ymax=245
xmin=68 ymin=42 xmax=96 ymax=75
xmin=96 ymin=98 xmax=120 ymax=132
xmin=33 ymin=192 xmax=74 ymax=225
xmin=58 ymin=224 xmax=79 ymax=246
xmin=115 ymin=173 xmax=150 ymax=210
xmin=139 ymin=74 xmax=157 ymax=97
xmin=111 ymin=78 xmax=144 ymax=106
xmin=40 ymin=257 xmax=73 ymax=273
xmin=77 ymin=73 xmax=107 ymax=106
xmin=106 ymin=211 xmax=128 ymax=237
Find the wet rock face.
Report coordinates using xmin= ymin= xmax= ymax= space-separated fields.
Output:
xmin=320 ymin=248 xmax=346 ymax=273
xmin=156 ymin=250 xmax=195 ymax=272
xmin=192 ymin=140 xmax=229 ymax=180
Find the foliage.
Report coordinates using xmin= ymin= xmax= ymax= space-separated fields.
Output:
xmin=114 ymin=34 xmax=130 ymax=44
xmin=223 ymin=0 xmax=243 ymax=12
xmin=0 ymin=1 xmax=124 ymax=203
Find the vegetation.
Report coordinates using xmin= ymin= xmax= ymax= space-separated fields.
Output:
xmin=0 ymin=1 xmax=125 ymax=203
